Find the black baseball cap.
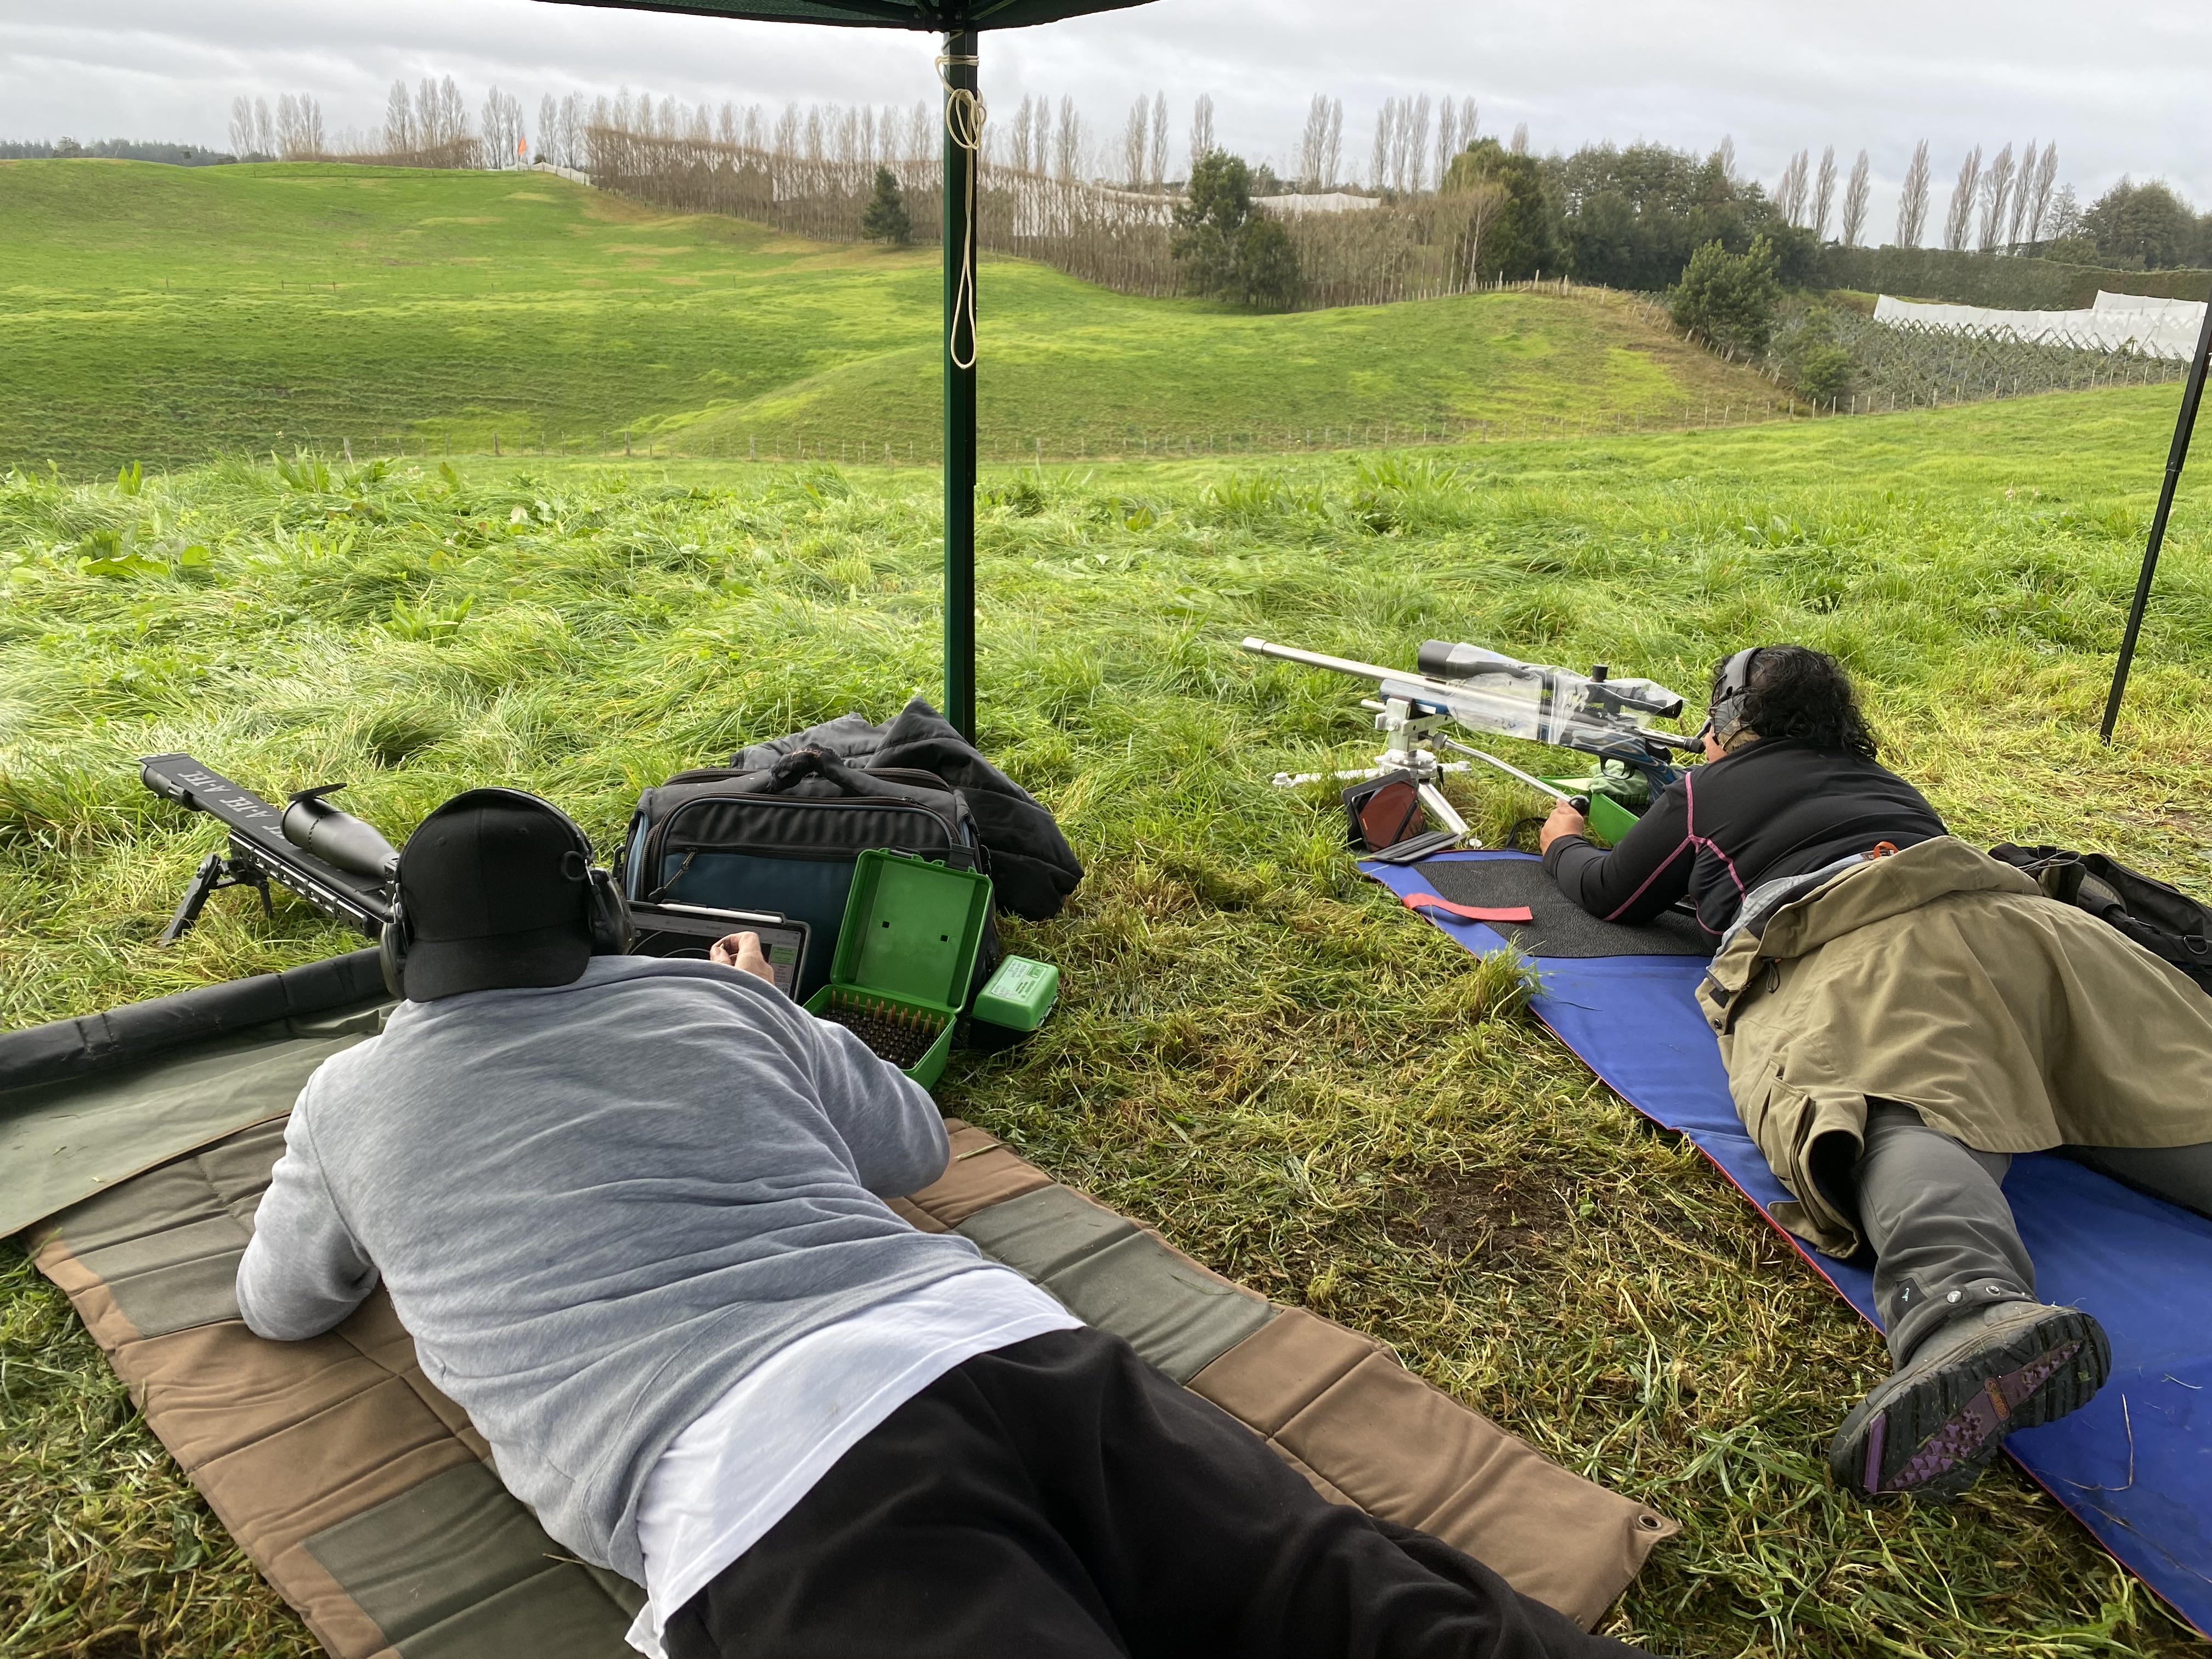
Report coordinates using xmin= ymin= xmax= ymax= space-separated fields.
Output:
xmin=394 ymin=789 xmax=595 ymax=1000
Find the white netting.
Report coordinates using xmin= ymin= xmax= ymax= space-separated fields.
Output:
xmin=1874 ymin=293 xmax=2205 ymax=360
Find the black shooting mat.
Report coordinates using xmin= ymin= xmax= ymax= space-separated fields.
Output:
xmin=1415 ymin=856 xmax=1716 ymax=959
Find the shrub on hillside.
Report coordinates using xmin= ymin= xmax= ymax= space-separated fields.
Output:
xmin=1173 ymin=151 xmax=1304 ymax=311
xmin=1669 ymin=236 xmax=1780 ymax=357
xmin=1771 ymin=305 xmax=1853 ymax=405
xmin=861 ymin=167 xmax=911 ymax=246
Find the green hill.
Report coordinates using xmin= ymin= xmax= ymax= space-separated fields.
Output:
xmin=1 ymin=159 xmax=1788 ymax=471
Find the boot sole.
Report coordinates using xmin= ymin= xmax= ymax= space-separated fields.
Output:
xmin=1829 ymin=1306 xmax=2111 ymax=1500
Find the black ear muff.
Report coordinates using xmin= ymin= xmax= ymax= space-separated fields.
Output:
xmin=1702 ymin=647 xmax=1764 ymax=740
xmin=379 ymin=891 xmax=412 ymax=999
xmin=585 ymin=867 xmax=633 ymax=956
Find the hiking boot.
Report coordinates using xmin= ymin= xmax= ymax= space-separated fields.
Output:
xmin=1829 ymin=1300 xmax=2110 ymax=1501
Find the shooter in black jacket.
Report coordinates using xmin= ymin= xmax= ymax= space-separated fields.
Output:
xmin=1537 ymin=645 xmax=2212 ymax=1503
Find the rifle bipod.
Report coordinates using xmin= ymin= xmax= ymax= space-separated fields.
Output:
xmin=160 ymin=849 xmax=274 ymax=945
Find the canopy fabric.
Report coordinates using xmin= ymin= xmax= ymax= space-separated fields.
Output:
xmin=538 ymin=0 xmax=1153 ymax=27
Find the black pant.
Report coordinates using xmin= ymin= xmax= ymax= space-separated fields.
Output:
xmin=664 ymin=1327 xmax=1645 ymax=1659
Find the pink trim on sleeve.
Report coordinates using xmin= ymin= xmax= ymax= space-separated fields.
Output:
xmin=1601 ymin=837 xmax=1692 ymax=921
xmin=1680 ymin=770 xmax=1747 ymax=898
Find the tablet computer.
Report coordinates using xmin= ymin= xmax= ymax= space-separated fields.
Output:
xmin=626 ymin=901 xmax=811 ymax=999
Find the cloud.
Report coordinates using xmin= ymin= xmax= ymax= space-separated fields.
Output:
xmin=5 ymin=0 xmax=2207 ymax=228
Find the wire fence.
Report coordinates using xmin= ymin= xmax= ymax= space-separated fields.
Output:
xmin=1814 ymin=313 xmax=2192 ymax=408
xmin=294 ymin=394 xmax=1891 ymax=472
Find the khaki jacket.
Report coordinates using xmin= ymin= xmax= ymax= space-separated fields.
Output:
xmin=1695 ymin=836 xmax=2212 ymax=1256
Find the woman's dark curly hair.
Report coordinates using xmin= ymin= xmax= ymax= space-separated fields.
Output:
xmin=1714 ymin=645 xmax=1878 ymax=760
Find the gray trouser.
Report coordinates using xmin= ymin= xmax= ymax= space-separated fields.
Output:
xmin=1834 ymin=1103 xmax=2212 ymax=1364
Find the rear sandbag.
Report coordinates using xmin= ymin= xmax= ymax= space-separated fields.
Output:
xmin=1188 ymin=1309 xmax=1677 ymax=1630
xmin=0 ymin=954 xmax=390 ymax=1237
xmin=25 ymin=1127 xmax=640 ymax=1659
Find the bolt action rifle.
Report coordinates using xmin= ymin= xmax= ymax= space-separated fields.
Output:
xmin=1242 ymin=638 xmax=1699 ymax=859
xmin=140 ymin=754 xmax=399 ymax=943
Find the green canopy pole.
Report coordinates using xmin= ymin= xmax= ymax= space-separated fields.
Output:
xmin=941 ymin=30 xmax=981 ymax=741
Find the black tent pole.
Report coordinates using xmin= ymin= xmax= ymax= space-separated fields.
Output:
xmin=2101 ymin=285 xmax=2212 ymax=743
xmin=941 ymin=29 xmax=980 ymax=741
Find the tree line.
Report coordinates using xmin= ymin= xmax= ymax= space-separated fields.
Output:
xmin=577 ymin=87 xmax=1522 ymax=312
xmin=194 ymin=79 xmax=2212 ymax=300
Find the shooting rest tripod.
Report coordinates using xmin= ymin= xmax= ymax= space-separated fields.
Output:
xmin=1271 ymin=695 xmax=1479 ymax=862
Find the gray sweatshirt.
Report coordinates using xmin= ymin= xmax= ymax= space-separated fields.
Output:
xmin=235 ymin=953 xmax=986 ymax=1582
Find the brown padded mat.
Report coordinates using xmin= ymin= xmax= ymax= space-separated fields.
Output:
xmin=26 ymin=1115 xmax=1673 ymax=1653
xmin=1188 ymin=1308 xmax=1675 ymax=1630
xmin=26 ymin=1129 xmax=641 ymax=1659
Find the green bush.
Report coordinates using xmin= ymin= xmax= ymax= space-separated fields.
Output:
xmin=860 ymin=166 xmax=911 ymax=246
xmin=1231 ymin=215 xmax=1301 ymax=311
xmin=1172 ymin=151 xmax=1304 ymax=311
xmin=1669 ymin=235 xmax=1780 ymax=357
xmin=1797 ymin=344 xmax=1852 ymax=405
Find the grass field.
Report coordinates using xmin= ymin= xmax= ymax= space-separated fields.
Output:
xmin=0 ymin=160 xmax=1785 ymax=473
xmin=4 ymin=381 xmax=2211 ymax=1657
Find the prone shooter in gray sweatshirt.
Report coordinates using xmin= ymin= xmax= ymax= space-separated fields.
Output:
xmin=238 ymin=787 xmax=1643 ymax=1659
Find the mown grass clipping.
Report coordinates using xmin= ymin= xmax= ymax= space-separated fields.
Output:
xmin=4 ymin=386 xmax=2211 ymax=1657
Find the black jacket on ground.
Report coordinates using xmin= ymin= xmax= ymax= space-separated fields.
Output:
xmin=735 ymin=698 xmax=1085 ymax=921
xmin=1542 ymin=739 xmax=1948 ymax=936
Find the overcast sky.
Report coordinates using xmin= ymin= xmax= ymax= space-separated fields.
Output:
xmin=4 ymin=0 xmax=2205 ymax=234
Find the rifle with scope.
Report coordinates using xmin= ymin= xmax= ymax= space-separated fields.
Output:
xmin=1242 ymin=637 xmax=1699 ymax=857
xmin=141 ymin=754 xmax=399 ymax=944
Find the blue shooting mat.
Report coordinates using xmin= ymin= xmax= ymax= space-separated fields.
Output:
xmin=1363 ymin=849 xmax=2212 ymax=1637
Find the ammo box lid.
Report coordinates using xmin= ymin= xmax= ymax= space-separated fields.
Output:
xmin=830 ymin=850 xmax=993 ymax=1014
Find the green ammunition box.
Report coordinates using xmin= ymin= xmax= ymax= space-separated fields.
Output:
xmin=973 ymin=956 xmax=1059 ymax=1032
xmin=803 ymin=849 xmax=993 ymax=1089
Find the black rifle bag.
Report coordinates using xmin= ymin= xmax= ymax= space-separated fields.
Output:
xmin=1990 ymin=843 xmax=2212 ymax=995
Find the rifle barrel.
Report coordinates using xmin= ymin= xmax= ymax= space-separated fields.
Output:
xmin=1242 ymin=637 xmax=1409 ymax=685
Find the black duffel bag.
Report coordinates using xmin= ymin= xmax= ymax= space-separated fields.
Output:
xmin=619 ymin=747 xmax=995 ymax=1004
xmin=1990 ymin=842 xmax=2212 ymax=994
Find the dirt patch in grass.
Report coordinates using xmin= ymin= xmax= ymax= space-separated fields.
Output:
xmin=1397 ymin=1161 xmax=1576 ymax=1271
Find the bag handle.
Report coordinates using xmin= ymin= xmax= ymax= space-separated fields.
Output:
xmin=737 ymin=747 xmax=955 ymax=812
xmin=746 ymin=747 xmax=887 ymax=799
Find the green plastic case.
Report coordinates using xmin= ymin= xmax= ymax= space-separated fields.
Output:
xmin=803 ymin=849 xmax=994 ymax=1089
xmin=1538 ymin=778 xmax=1641 ymax=847
xmin=973 ymin=956 xmax=1059 ymax=1032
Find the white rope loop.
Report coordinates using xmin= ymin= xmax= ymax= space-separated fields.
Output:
xmin=936 ymin=48 xmax=985 ymax=372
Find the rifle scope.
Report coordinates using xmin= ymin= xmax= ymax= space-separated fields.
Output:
xmin=281 ymin=786 xmax=400 ymax=882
